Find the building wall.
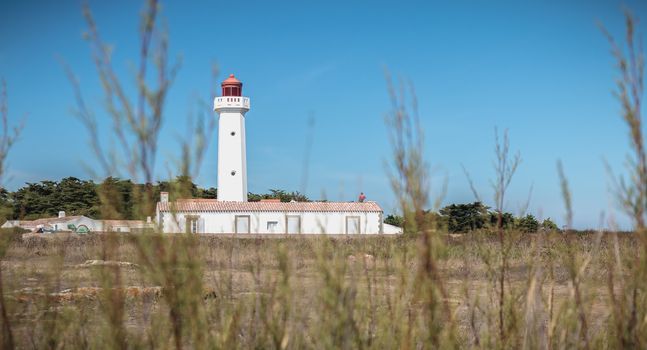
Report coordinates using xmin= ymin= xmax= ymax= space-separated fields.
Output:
xmin=49 ymin=217 xmax=98 ymax=232
xmin=159 ymin=211 xmax=387 ymax=234
xmin=102 ymin=224 xmax=131 ymax=233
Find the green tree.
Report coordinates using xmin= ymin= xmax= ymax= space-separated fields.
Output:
xmin=98 ymin=177 xmax=135 ymax=219
xmin=12 ymin=180 xmax=59 ymax=219
xmin=384 ymin=214 xmax=404 ymax=227
xmin=0 ymin=188 xmax=12 ymax=223
xmin=197 ymin=187 xmax=217 ymax=199
xmin=248 ymin=189 xmax=309 ymax=202
xmin=439 ymin=202 xmax=489 ymax=232
xmin=57 ymin=177 xmax=99 ymax=217
xmin=488 ymin=211 xmax=515 ymax=229
xmin=541 ymin=218 xmax=559 ymax=231
xmin=516 ymin=214 xmax=539 ymax=233
xmin=11 ymin=177 xmax=99 ymax=219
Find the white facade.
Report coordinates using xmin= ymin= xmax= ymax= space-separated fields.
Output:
xmin=383 ymin=223 xmax=402 ymax=234
xmin=101 ymin=220 xmax=152 ymax=233
xmin=158 ymin=209 xmax=387 ymax=234
xmin=214 ymin=95 xmax=250 ymax=202
xmin=155 ymin=200 xmax=390 ymax=234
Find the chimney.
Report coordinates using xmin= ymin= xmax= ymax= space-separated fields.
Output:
xmin=160 ymin=192 xmax=169 ymax=203
xmin=58 ymin=211 xmax=65 ymax=218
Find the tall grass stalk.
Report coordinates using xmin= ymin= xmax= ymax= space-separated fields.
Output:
xmin=492 ymin=128 xmax=520 ymax=345
xmin=0 ymin=79 xmax=22 ymax=349
xmin=601 ymin=11 xmax=647 ymax=348
xmin=385 ymin=71 xmax=457 ymax=348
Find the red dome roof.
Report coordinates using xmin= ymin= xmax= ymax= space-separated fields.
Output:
xmin=221 ymin=74 xmax=242 ymax=86
xmin=221 ymin=74 xmax=243 ymax=96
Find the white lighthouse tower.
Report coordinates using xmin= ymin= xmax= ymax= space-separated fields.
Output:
xmin=214 ymin=74 xmax=250 ymax=202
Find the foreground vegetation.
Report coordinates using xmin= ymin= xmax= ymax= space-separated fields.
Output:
xmin=0 ymin=231 xmax=639 ymax=349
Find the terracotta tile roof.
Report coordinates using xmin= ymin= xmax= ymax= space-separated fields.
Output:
xmin=9 ymin=221 xmax=37 ymax=229
xmin=6 ymin=216 xmax=85 ymax=230
xmin=157 ymin=200 xmax=382 ymax=213
xmin=29 ymin=216 xmax=83 ymax=225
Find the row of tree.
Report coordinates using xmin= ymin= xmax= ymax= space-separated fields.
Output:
xmin=385 ymin=201 xmax=558 ymax=233
xmin=0 ymin=176 xmax=310 ymax=221
xmin=2 ymin=179 xmax=553 ymax=233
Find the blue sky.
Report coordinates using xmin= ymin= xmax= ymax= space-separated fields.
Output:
xmin=1 ymin=0 xmax=646 ymax=229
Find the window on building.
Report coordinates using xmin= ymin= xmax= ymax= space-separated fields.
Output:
xmin=267 ymin=221 xmax=278 ymax=233
xmin=235 ymin=216 xmax=250 ymax=234
xmin=346 ymin=216 xmax=360 ymax=234
xmin=286 ymin=216 xmax=300 ymax=234
xmin=186 ymin=215 xmax=200 ymax=234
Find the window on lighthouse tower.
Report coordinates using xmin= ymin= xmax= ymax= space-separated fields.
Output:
xmin=222 ymin=85 xmax=241 ymax=96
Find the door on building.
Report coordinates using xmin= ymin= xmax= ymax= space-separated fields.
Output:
xmin=286 ymin=216 xmax=301 ymax=234
xmin=346 ymin=216 xmax=360 ymax=234
xmin=235 ymin=215 xmax=250 ymax=234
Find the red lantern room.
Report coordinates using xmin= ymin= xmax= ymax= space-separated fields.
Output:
xmin=221 ymin=74 xmax=242 ymax=96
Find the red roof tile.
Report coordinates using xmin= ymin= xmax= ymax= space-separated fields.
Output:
xmin=157 ymin=200 xmax=382 ymax=213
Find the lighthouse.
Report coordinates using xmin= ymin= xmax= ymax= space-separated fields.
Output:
xmin=157 ymin=75 xmax=400 ymax=234
xmin=214 ymin=74 xmax=250 ymax=202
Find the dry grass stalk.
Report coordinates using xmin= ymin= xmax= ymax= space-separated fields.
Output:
xmin=0 ymin=79 xmax=23 ymax=350
xmin=384 ymin=71 xmax=457 ymax=347
xmin=492 ymin=128 xmax=520 ymax=344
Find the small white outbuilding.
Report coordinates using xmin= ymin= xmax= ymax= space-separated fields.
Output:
xmin=1 ymin=211 xmax=152 ymax=233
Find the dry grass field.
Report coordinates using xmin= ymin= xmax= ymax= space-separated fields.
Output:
xmin=0 ymin=232 xmax=642 ymax=349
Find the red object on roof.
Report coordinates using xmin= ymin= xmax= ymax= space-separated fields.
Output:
xmin=157 ymin=200 xmax=383 ymax=213
xmin=221 ymin=74 xmax=243 ymax=96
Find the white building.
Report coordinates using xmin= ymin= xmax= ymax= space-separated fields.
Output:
xmin=156 ymin=74 xmax=401 ymax=235
xmin=157 ymin=198 xmax=388 ymax=234
xmin=1 ymin=211 xmax=152 ymax=233
xmin=2 ymin=212 xmax=97 ymax=233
